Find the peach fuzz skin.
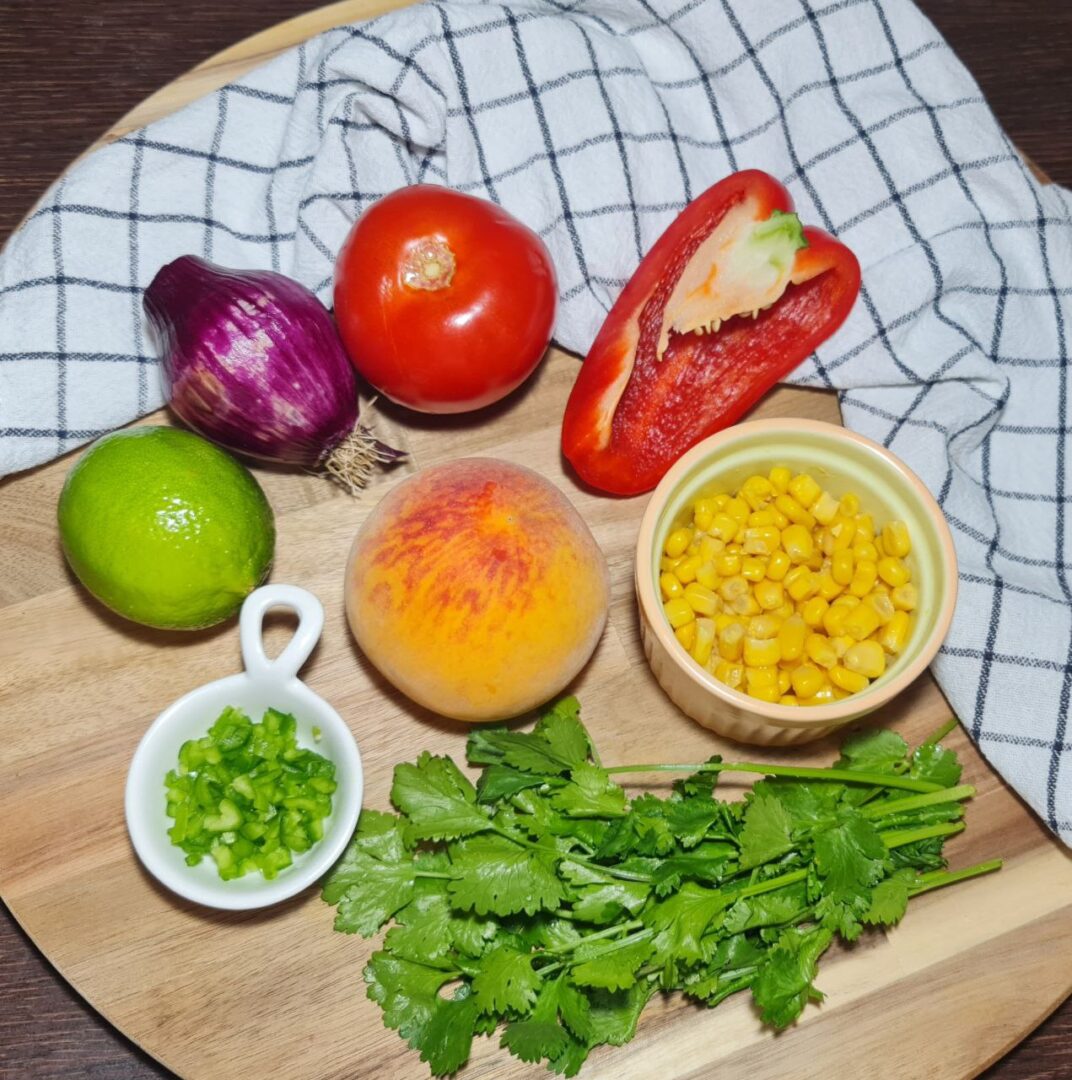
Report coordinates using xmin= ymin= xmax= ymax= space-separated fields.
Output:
xmin=345 ymin=458 xmax=610 ymax=722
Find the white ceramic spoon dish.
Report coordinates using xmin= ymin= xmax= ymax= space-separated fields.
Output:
xmin=125 ymin=584 xmax=363 ymax=910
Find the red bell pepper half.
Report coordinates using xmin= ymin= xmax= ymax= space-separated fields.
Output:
xmin=561 ymin=169 xmax=861 ymax=496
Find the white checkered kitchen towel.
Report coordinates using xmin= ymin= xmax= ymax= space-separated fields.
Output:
xmin=2 ymin=0 xmax=1072 ymax=842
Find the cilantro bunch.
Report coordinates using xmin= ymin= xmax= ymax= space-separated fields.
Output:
xmin=322 ymin=698 xmax=1000 ymax=1077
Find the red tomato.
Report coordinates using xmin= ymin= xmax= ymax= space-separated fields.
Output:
xmin=333 ymin=185 xmax=558 ymax=414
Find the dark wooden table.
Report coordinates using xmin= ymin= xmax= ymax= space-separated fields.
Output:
xmin=1 ymin=1 xmax=1069 ymax=1077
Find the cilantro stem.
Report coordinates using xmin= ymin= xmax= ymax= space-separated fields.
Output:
xmin=736 ymin=868 xmax=808 ymax=899
xmin=909 ymin=858 xmax=1003 ymax=895
xmin=881 ymin=821 xmax=965 ymax=848
xmin=492 ymin=823 xmax=652 ymax=882
xmin=413 ymin=871 xmax=454 ymax=880
xmin=862 ymin=784 xmax=975 ymax=819
xmin=604 ymin=761 xmax=942 ymax=793
xmin=919 ymin=717 xmax=959 ymax=748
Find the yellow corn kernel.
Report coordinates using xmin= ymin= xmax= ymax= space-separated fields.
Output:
xmin=675 ymin=622 xmax=697 ymax=650
xmin=741 ymin=556 xmax=767 ymax=582
xmin=829 ymin=515 xmax=858 ymax=552
xmin=768 ymin=465 xmax=792 ymax=494
xmin=826 ymin=634 xmax=853 ymax=660
xmin=812 ymin=490 xmax=840 ymax=525
xmin=675 ymin=555 xmax=703 ymax=584
xmin=747 ymin=683 xmax=782 ymax=703
xmin=839 ymin=492 xmax=860 ymax=516
xmin=748 ymin=614 xmax=782 ymax=640
xmin=744 ymin=636 xmax=781 ymax=667
xmin=822 ymin=604 xmax=850 ymax=638
xmin=766 ymin=549 xmax=791 ymax=582
xmin=817 ymin=567 xmax=844 ymax=601
xmin=865 ymin=589 xmax=896 ymax=625
xmin=849 ymin=558 xmax=878 ymax=598
xmin=781 ymin=523 xmax=815 ymax=564
xmin=664 ymin=526 xmax=693 ymax=559
xmin=660 ymin=572 xmax=684 ymax=601
xmin=754 ymin=579 xmax=784 ymax=611
xmin=686 ymin=539 xmax=702 ymax=557
xmin=714 ymin=660 xmax=744 ymax=689
xmin=745 ymin=665 xmax=779 ymax=689
xmin=743 ymin=526 xmax=781 ymax=556
xmin=777 ymin=668 xmax=792 ymax=695
xmin=664 ymin=597 xmax=695 ymax=629
xmin=730 ymin=592 xmax=762 ymax=617
xmin=726 ymin=543 xmax=742 ymax=554
xmin=891 ymin=583 xmax=918 ymax=611
xmin=802 ymin=685 xmax=839 ymax=705
xmin=800 ymin=595 xmax=830 ymax=628
xmin=713 ymin=551 xmax=741 ymax=577
xmin=855 ymin=513 xmax=875 ymax=541
xmin=725 ymin=497 xmax=750 ymax=523
xmin=692 ymin=497 xmax=718 ymax=533
xmin=696 ymin=562 xmax=719 ymax=590
xmin=842 ymin=602 xmax=882 ymax=641
xmin=746 ymin=509 xmax=776 ymax=529
xmin=769 ymin=508 xmax=790 ymax=529
xmin=685 ymin=582 xmax=719 ymax=616
xmin=852 ymin=540 xmax=880 ymax=563
xmin=778 ymin=615 xmax=808 ymax=663
xmin=691 ymin=618 xmax=716 ymax=667
xmin=882 ymin=520 xmax=912 ymax=558
xmin=788 ymin=473 xmax=822 ymax=508
xmin=775 ymin=599 xmax=797 ymax=621
xmin=791 ymin=663 xmax=825 ymax=698
xmin=877 ymin=556 xmax=910 ymax=587
xmin=714 ymin=612 xmax=737 ymax=632
xmin=805 ymin=633 xmax=838 ymax=669
xmin=711 ymin=513 xmax=741 ymax=542
xmin=832 ymin=549 xmax=854 ymax=585
xmin=712 ymin=493 xmax=730 ymax=510
xmin=699 ymin=534 xmax=725 ymax=562
xmin=719 ymin=575 xmax=749 ymax=602
xmin=775 ymin=493 xmax=816 ymax=529
xmin=779 ymin=694 xmax=799 ymax=706
xmin=830 ymin=664 xmax=869 ymax=694
xmin=660 ymin=555 xmax=684 ymax=574
xmin=785 ymin=566 xmax=820 ymax=601
xmin=873 ymin=535 xmax=887 ymax=558
xmin=741 ymin=474 xmax=774 ymax=510
xmin=718 ymin=621 xmax=746 ymax=661
xmin=880 ymin=611 xmax=912 ymax=654
xmin=845 ymin=640 xmax=886 ymax=678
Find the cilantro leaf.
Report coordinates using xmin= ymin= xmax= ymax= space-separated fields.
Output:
xmin=364 ymin=951 xmax=458 ymax=1042
xmin=415 ymin=988 xmax=479 ymax=1077
xmin=751 ymin=925 xmax=833 ymax=1029
xmin=645 ymin=883 xmax=730 ymax=965
xmin=533 ymin=697 xmax=592 ymax=766
xmin=475 ymin=764 xmax=550 ymax=803
xmin=385 ymin=895 xmax=454 ymax=963
xmin=585 ymin=983 xmax=657 ymax=1046
xmin=813 ymin=813 xmax=889 ymax=939
xmin=548 ymin=1034 xmax=591 ymax=1078
xmin=663 ymin=794 xmax=725 ymax=848
xmin=447 ymin=835 xmax=564 ymax=916
xmin=836 ymin=729 xmax=908 ymax=774
xmin=471 ymin=944 xmax=542 ymax=1015
xmin=450 ymin=912 xmax=499 ymax=958
xmin=467 ymin=728 xmax=572 ymax=775
xmin=391 ymin=753 xmax=492 ymax=842
xmin=649 ymin=845 xmax=736 ymax=897
xmin=556 ymin=979 xmax=595 ymax=1042
xmin=551 ymin=762 xmax=627 ymax=818
xmin=572 ymin=931 xmax=655 ymax=991
xmin=500 ymin=980 xmax=571 ymax=1064
xmin=723 ymin=881 xmax=810 ymax=934
xmin=322 ymin=810 xmax=409 ymax=904
xmin=863 ymin=868 xmax=915 ymax=926
xmin=739 ymin=792 xmax=795 ymax=868
xmin=911 ymin=742 xmax=963 ymax=788
xmin=572 ymin=881 xmax=650 ymax=924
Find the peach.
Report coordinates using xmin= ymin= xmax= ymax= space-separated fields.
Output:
xmin=345 ymin=458 xmax=610 ymax=722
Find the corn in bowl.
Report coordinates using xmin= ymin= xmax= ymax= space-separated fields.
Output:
xmin=660 ymin=467 xmax=917 ymax=706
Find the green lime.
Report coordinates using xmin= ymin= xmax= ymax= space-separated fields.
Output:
xmin=58 ymin=426 xmax=275 ymax=630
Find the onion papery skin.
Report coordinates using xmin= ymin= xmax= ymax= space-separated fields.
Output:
xmin=145 ymin=255 xmax=360 ymax=468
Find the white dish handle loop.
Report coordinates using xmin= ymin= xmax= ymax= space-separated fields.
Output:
xmin=240 ymin=585 xmax=324 ymax=682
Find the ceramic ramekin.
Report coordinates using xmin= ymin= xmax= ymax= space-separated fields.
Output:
xmin=635 ymin=419 xmax=958 ymax=746
xmin=125 ymin=585 xmax=362 ymax=910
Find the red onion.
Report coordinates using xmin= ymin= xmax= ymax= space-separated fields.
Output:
xmin=144 ymin=255 xmax=404 ymax=493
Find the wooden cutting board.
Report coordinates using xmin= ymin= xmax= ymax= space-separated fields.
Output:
xmin=1 ymin=4 xmax=1070 ymax=1078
